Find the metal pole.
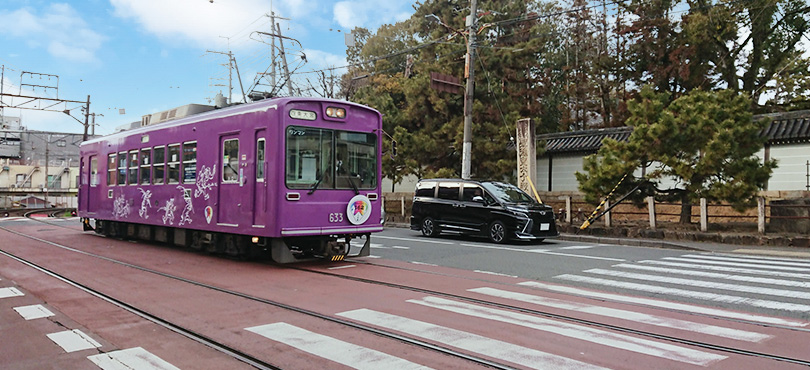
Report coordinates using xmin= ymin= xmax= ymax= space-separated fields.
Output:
xmin=461 ymin=0 xmax=478 ymax=179
xmin=82 ymin=95 xmax=90 ymax=141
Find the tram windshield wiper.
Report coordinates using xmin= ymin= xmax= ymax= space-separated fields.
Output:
xmin=345 ymin=174 xmax=360 ymax=195
xmin=308 ymin=172 xmax=325 ymax=194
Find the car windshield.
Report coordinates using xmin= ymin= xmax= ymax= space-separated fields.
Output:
xmin=481 ymin=182 xmax=537 ymax=204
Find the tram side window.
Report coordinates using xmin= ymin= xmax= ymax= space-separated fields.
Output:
xmin=128 ymin=150 xmax=138 ymax=185
xmin=107 ymin=154 xmax=116 ymax=186
xmin=167 ymin=144 xmax=180 ymax=184
xmin=256 ymin=138 xmax=265 ymax=181
xmin=140 ymin=148 xmax=151 ymax=185
xmin=222 ymin=139 xmax=239 ymax=183
xmin=90 ymin=157 xmax=99 ymax=187
xmin=117 ymin=152 xmax=127 ymax=185
xmin=153 ymin=146 xmax=165 ymax=184
xmin=182 ymin=141 xmax=197 ymax=184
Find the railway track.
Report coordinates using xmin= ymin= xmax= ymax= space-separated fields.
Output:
xmin=5 ymin=212 xmax=810 ymax=368
xmin=0 ymin=215 xmax=519 ymax=370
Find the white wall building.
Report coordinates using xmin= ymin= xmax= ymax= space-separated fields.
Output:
xmin=537 ymin=110 xmax=810 ymax=192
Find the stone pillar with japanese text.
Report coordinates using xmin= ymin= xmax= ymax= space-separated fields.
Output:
xmin=516 ymin=118 xmax=537 ymax=195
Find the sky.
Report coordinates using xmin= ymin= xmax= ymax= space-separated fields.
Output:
xmin=0 ymin=0 xmax=415 ymax=135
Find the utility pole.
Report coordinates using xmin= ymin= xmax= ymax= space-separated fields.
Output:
xmin=461 ymin=0 xmax=479 ymax=180
xmin=82 ymin=95 xmax=90 ymax=141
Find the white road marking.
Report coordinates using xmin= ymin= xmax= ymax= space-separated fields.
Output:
xmin=246 ymin=322 xmax=431 ymax=369
xmin=731 ymin=249 xmax=810 ymax=258
xmin=407 ymin=297 xmax=725 ymax=366
xmin=369 ymin=243 xmax=386 ymax=249
xmin=338 ymin=309 xmax=610 ymax=370
xmin=47 ymin=329 xmax=102 ymax=353
xmin=410 ymin=261 xmax=438 ymax=266
xmin=88 ymin=347 xmax=180 ymax=370
xmin=14 ymin=304 xmax=55 ymax=320
xmin=468 ymin=287 xmax=770 ymax=343
xmin=391 ymin=246 xmax=411 ymax=250
xmin=552 ymin=275 xmax=810 ymax=312
xmin=474 ymin=270 xmax=519 ymax=278
xmin=0 ymin=287 xmax=24 ymax=299
xmin=681 ymin=254 xmax=810 ymax=268
xmin=557 ymin=245 xmax=596 ymax=250
xmin=374 ymin=235 xmax=454 ymax=244
xmin=582 ymin=268 xmax=810 ymax=299
xmin=639 ymin=260 xmax=810 ymax=280
xmin=366 ymin=255 xmax=382 ymax=259
xmin=327 ymin=265 xmax=356 ymax=270
xmin=662 ymin=257 xmax=810 ymax=272
xmin=615 ymin=263 xmax=810 ymax=288
xmin=460 ymin=243 xmax=625 ymax=262
xmin=518 ymin=281 xmax=809 ymax=327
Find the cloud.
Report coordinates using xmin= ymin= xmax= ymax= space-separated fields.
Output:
xmin=333 ymin=0 xmax=413 ymax=30
xmin=110 ymin=0 xmax=274 ymax=48
xmin=0 ymin=4 xmax=105 ymax=64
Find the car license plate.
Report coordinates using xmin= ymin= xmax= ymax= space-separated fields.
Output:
xmin=540 ymin=223 xmax=550 ymax=231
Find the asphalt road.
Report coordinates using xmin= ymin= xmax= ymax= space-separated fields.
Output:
xmin=372 ymin=227 xmax=810 ymax=321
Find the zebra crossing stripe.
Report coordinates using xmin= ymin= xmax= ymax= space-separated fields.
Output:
xmin=662 ymin=257 xmax=810 ymax=272
xmin=639 ymin=260 xmax=810 ymax=280
xmin=406 ymin=297 xmax=727 ymax=366
xmin=518 ymin=281 xmax=809 ymax=327
xmin=246 ymin=322 xmax=430 ymax=369
xmin=614 ymin=263 xmax=810 ymax=288
xmin=88 ymin=347 xmax=179 ymax=370
xmin=553 ymin=275 xmax=810 ymax=312
xmin=468 ymin=287 xmax=770 ymax=343
xmin=581 ymin=269 xmax=810 ymax=300
xmin=338 ymin=308 xmax=609 ymax=370
xmin=681 ymin=254 xmax=810 ymax=269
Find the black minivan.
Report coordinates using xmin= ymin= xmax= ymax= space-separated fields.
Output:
xmin=410 ymin=179 xmax=559 ymax=243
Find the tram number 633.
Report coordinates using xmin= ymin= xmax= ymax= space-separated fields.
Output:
xmin=329 ymin=213 xmax=344 ymax=223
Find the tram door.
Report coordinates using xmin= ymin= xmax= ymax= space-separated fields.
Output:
xmin=85 ymin=155 xmax=99 ymax=213
xmin=217 ymin=134 xmax=244 ymax=226
xmin=253 ymin=130 xmax=267 ymax=227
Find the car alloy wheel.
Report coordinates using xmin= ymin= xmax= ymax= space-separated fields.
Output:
xmin=489 ymin=220 xmax=506 ymax=243
xmin=422 ymin=217 xmax=438 ymax=237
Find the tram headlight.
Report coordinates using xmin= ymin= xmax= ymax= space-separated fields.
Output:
xmin=326 ymin=107 xmax=346 ymax=118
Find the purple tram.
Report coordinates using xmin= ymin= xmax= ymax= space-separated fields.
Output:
xmin=78 ymin=97 xmax=383 ymax=263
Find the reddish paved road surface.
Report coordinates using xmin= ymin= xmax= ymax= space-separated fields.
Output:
xmin=2 ymin=218 xmax=809 ymax=369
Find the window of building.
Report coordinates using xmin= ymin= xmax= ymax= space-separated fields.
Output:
xmin=182 ymin=141 xmax=197 ymax=183
xmin=153 ymin=146 xmax=165 ymax=185
xmin=167 ymin=144 xmax=180 ymax=184
xmin=128 ymin=150 xmax=138 ymax=185
xmin=107 ymin=154 xmax=117 ymax=186
xmin=140 ymin=148 xmax=151 ymax=185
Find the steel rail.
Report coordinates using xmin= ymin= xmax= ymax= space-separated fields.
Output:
xmin=292 ymin=261 xmax=810 ymax=367
xmin=0 ymin=222 xmax=519 ymax=370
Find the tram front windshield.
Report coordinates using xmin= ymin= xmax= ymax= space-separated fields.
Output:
xmin=285 ymin=126 xmax=377 ymax=190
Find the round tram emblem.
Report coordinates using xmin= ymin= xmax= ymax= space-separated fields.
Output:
xmin=346 ymin=195 xmax=372 ymax=225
